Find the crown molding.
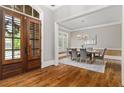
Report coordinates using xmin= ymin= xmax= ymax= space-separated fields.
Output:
xmin=58 ymin=21 xmax=121 ymax=32
xmin=70 ymin=21 xmax=122 ymax=32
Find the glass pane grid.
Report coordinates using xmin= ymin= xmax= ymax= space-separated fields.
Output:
xmin=5 ymin=14 xmax=21 ymax=60
xmin=5 ymin=50 xmax=12 ymax=60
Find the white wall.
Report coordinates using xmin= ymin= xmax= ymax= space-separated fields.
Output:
xmin=42 ymin=8 xmax=55 ymax=61
xmin=70 ymin=24 xmax=122 ymax=49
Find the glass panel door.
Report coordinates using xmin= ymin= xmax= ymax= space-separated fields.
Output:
xmin=4 ymin=14 xmax=22 ymax=63
xmin=27 ymin=19 xmax=40 ymax=60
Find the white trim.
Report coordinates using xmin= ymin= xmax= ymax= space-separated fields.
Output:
xmin=55 ymin=22 xmax=59 ymax=66
xmin=40 ymin=9 xmax=44 ymax=68
xmin=93 ymin=48 xmax=122 ymax=51
xmin=69 ymin=21 xmax=121 ymax=32
xmin=58 ymin=21 xmax=121 ymax=32
xmin=58 ymin=23 xmax=72 ymax=30
xmin=122 ymin=6 xmax=124 ymax=86
xmin=59 ymin=26 xmax=70 ymax=32
xmin=42 ymin=60 xmax=55 ymax=68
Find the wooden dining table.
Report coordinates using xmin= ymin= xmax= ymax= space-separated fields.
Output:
xmin=86 ymin=50 xmax=100 ymax=62
xmin=68 ymin=48 xmax=101 ymax=62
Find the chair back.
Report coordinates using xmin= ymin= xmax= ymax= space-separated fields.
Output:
xmin=101 ymin=48 xmax=107 ymax=59
xmin=67 ymin=48 xmax=71 ymax=56
xmin=71 ymin=49 xmax=77 ymax=60
xmin=80 ymin=49 xmax=87 ymax=60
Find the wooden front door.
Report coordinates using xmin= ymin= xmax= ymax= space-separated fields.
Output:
xmin=0 ymin=7 xmax=41 ymax=79
xmin=1 ymin=8 xmax=25 ymax=79
xmin=26 ymin=18 xmax=41 ymax=70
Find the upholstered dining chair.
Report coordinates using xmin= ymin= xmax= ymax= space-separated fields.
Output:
xmin=71 ymin=49 xmax=78 ymax=61
xmin=67 ymin=48 xmax=71 ymax=56
xmin=94 ymin=48 xmax=107 ymax=64
xmin=79 ymin=49 xmax=90 ymax=63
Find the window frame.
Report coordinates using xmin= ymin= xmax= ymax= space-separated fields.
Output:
xmin=58 ymin=31 xmax=69 ymax=52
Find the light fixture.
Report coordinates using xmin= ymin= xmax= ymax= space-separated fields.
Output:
xmin=51 ymin=5 xmax=56 ymax=7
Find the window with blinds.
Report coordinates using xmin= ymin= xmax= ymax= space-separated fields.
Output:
xmin=5 ymin=15 xmax=21 ymax=60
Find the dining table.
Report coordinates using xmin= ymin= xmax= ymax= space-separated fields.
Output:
xmin=68 ymin=48 xmax=101 ymax=62
xmin=86 ymin=49 xmax=100 ymax=62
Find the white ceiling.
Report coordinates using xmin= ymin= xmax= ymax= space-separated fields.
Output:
xmin=44 ymin=5 xmax=62 ymax=10
xmin=59 ymin=6 xmax=122 ymax=31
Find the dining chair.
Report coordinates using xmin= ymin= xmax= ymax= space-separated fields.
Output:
xmin=94 ymin=48 xmax=107 ymax=64
xmin=71 ymin=49 xmax=78 ymax=61
xmin=86 ymin=47 xmax=93 ymax=60
xmin=67 ymin=48 xmax=71 ymax=55
xmin=79 ymin=49 xmax=90 ymax=63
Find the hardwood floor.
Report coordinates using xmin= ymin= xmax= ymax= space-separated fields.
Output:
xmin=0 ymin=62 xmax=121 ymax=87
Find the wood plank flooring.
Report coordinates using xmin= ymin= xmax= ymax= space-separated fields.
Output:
xmin=0 ymin=62 xmax=121 ymax=87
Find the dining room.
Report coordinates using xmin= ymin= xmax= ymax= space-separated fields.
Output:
xmin=57 ymin=5 xmax=122 ymax=73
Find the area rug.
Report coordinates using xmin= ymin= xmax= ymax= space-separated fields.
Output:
xmin=59 ymin=58 xmax=106 ymax=73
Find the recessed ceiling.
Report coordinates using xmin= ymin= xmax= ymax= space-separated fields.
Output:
xmin=59 ymin=6 xmax=122 ymax=31
xmin=45 ymin=5 xmax=63 ymax=10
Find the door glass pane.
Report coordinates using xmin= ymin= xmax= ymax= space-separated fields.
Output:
xmin=35 ymin=24 xmax=39 ymax=39
xmin=35 ymin=32 xmax=39 ymax=39
xmin=35 ymin=40 xmax=40 ymax=49
xmin=32 ymin=49 xmax=35 ymax=56
xmin=30 ymin=31 xmax=34 ymax=39
xmin=13 ymin=17 xmax=21 ymax=38
xmin=30 ymin=22 xmax=34 ymax=30
xmin=5 ymin=38 xmax=12 ymax=49
xmin=14 ymin=39 xmax=21 ymax=49
xmin=14 ymin=50 xmax=21 ymax=59
xmin=30 ymin=40 xmax=34 ymax=49
xmin=5 ymin=50 xmax=12 ymax=60
xmin=14 ymin=5 xmax=23 ymax=12
xmin=25 ymin=5 xmax=32 ymax=16
xmin=5 ymin=15 xmax=13 ymax=37
xmin=3 ymin=5 xmax=14 ymax=9
xmin=33 ymin=9 xmax=39 ymax=18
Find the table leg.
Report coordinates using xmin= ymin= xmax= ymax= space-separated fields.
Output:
xmin=91 ymin=53 xmax=95 ymax=63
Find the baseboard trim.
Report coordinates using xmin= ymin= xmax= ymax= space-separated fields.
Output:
xmin=42 ymin=60 xmax=55 ymax=68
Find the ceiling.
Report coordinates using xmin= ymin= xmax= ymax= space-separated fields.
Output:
xmin=45 ymin=5 xmax=62 ymax=10
xmin=59 ymin=6 xmax=122 ymax=31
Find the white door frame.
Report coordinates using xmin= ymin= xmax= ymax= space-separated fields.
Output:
xmin=122 ymin=6 xmax=124 ymax=86
xmin=55 ymin=22 xmax=59 ymax=65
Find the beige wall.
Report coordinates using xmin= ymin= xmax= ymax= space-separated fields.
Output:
xmin=70 ymin=24 xmax=122 ymax=49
